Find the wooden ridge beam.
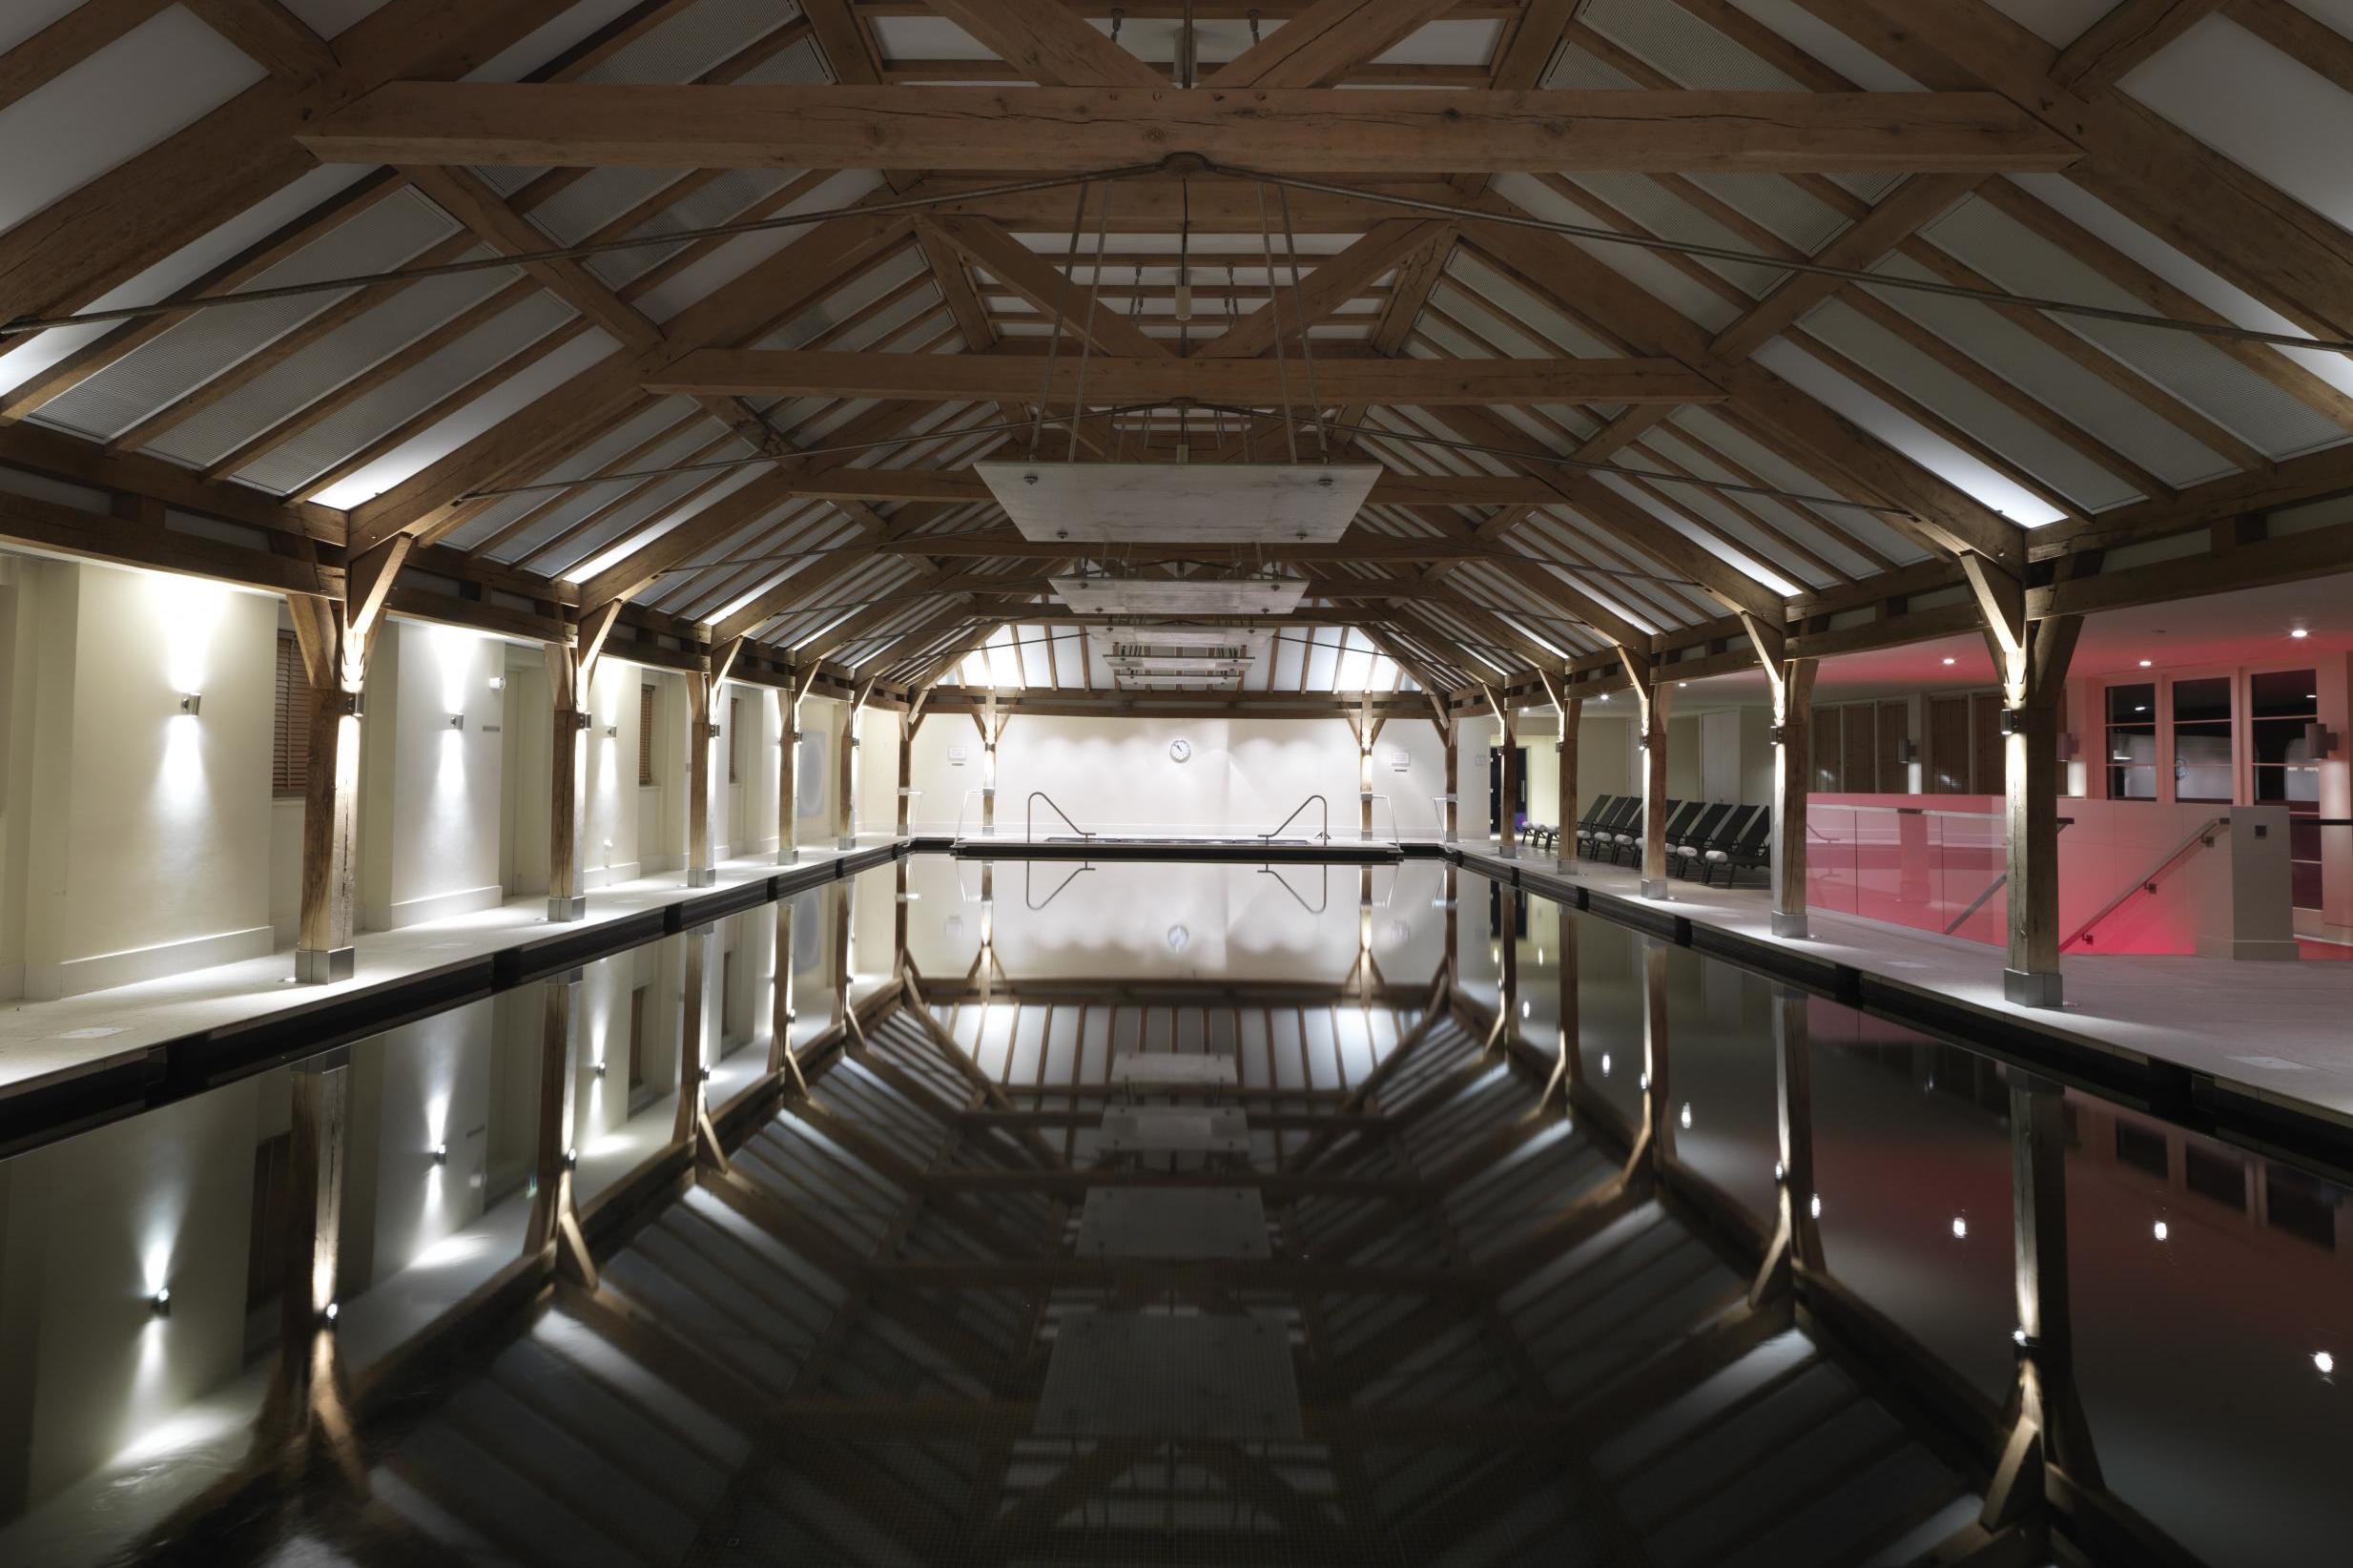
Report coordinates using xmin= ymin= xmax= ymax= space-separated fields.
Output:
xmin=299 ymin=84 xmax=2084 ymax=175
xmin=648 ymin=349 xmax=1727 ymax=406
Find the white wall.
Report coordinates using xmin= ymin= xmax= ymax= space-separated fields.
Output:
xmin=909 ymin=711 xmax=1449 ymax=838
xmin=10 ymin=560 xmax=276 ymax=997
xmin=358 ymin=621 xmax=508 ymax=932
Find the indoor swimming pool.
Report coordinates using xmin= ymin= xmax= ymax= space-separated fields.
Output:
xmin=0 ymin=853 xmax=2343 ymax=1568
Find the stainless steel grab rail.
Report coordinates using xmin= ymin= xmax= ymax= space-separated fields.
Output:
xmin=1025 ymin=791 xmax=1092 ymax=841
xmin=1261 ymin=794 xmax=1331 ymax=843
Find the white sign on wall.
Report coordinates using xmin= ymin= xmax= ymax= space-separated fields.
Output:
xmin=947 ymin=744 xmax=967 ymax=766
xmin=1387 ymin=748 xmax=1411 ymax=773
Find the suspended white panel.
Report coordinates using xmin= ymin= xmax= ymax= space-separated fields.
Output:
xmin=1050 ymin=576 xmax=1307 ymax=615
xmin=983 ymin=462 xmax=1379 ymax=545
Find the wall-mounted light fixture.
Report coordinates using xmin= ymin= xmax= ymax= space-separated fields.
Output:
xmin=1767 ymin=724 xmax=1785 ymax=746
xmin=604 ymin=724 xmax=619 ymax=738
xmin=488 ymin=675 xmax=506 ymax=691
xmin=151 ymin=1287 xmax=172 ymax=1318
xmin=177 ymin=692 xmax=202 ymax=716
xmin=592 ymin=1060 xmax=609 ymax=1078
xmin=320 ymin=1302 xmax=341 ymax=1328
xmin=447 ymin=713 xmax=464 ymax=730
xmin=1897 ymin=737 xmax=1921 ymax=764
xmin=1998 ymin=710 xmax=2023 ymax=736
xmin=431 ymin=1142 xmax=449 ymax=1166
xmin=2290 ymin=625 xmax=2310 ymax=640
xmin=562 ymin=1146 xmax=579 ymax=1169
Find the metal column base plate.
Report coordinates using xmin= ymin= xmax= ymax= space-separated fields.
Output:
xmin=2004 ymin=967 xmax=2065 ymax=1008
xmin=1096 ymin=1106 xmax=1251 ymax=1155
xmin=1077 ymin=1187 xmax=1270 ymax=1260
xmin=295 ymin=945 xmax=354 ymax=983
xmin=1036 ymin=1310 xmax=1301 ymax=1439
xmin=1110 ymin=1052 xmax=1239 ymax=1088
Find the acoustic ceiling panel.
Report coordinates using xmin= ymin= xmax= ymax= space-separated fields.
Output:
xmin=980 ymin=461 xmax=1380 ymax=544
xmin=1050 ymin=577 xmax=1308 ymax=615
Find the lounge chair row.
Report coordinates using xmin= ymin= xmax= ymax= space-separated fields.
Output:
xmin=1538 ymin=795 xmax=1771 ymax=886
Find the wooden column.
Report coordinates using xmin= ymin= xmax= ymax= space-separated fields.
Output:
xmin=898 ymin=712 xmax=920 ymax=834
xmin=836 ymin=680 xmax=872 ymax=850
xmin=1964 ymin=558 xmax=2082 ymax=1007
xmin=1355 ymin=693 xmax=1377 ymax=841
xmin=686 ymin=670 xmax=715 ymax=887
xmin=288 ymin=539 xmax=410 ymax=981
xmin=259 ymin=1049 xmax=362 ymax=1486
xmin=779 ymin=671 xmax=808 ymax=864
xmin=1485 ymin=686 xmax=1519 ymax=857
xmin=1984 ymin=1072 xmax=2102 ymax=1527
xmin=1743 ymin=612 xmax=1816 ymax=939
xmin=1617 ymin=650 xmax=1672 ymax=897
xmin=1750 ymin=982 xmax=1824 ymax=1307
xmin=980 ymin=689 xmax=1001 ymax=836
xmin=525 ymin=969 xmax=596 ymax=1288
xmin=675 ymin=923 xmax=727 ymax=1168
xmin=1438 ymin=714 xmax=1458 ymax=843
xmin=547 ymin=603 xmax=619 ymax=922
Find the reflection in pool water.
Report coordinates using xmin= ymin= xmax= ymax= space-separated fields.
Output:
xmin=0 ymin=854 xmax=2342 ymax=1567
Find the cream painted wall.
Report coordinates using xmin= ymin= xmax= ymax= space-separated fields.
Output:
xmin=17 ymin=561 xmax=276 ymax=997
xmin=580 ymin=658 xmax=647 ymax=886
xmin=499 ymin=650 xmax=551 ymax=897
xmin=358 ymin=622 xmax=508 ymax=932
xmin=907 ymin=712 xmax=1447 ymax=837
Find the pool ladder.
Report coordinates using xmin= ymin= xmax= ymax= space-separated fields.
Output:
xmin=1260 ymin=794 xmax=1332 ymax=844
xmin=1025 ymin=791 xmax=1093 ymax=841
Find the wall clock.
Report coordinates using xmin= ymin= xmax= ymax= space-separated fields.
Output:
xmin=1168 ymin=737 xmax=1192 ymax=763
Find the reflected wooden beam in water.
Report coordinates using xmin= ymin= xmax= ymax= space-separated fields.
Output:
xmin=1750 ymin=981 xmax=1822 ymax=1309
xmin=525 ymin=968 xmax=597 ymax=1289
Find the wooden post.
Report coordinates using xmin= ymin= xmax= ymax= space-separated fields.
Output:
xmin=686 ymin=666 xmax=715 ymax=887
xmin=547 ymin=601 xmax=617 ymax=922
xmin=1741 ymin=612 xmax=1817 ymax=939
xmin=1357 ymin=693 xmax=1376 ymax=840
xmin=525 ymin=970 xmax=597 ymax=1288
xmin=1486 ymin=884 xmax=1520 ymax=1054
xmin=1616 ymin=650 xmax=1672 ymax=897
xmin=980 ymin=689 xmax=1001 ymax=836
xmin=1983 ymin=1072 xmax=2102 ymax=1527
xmin=289 ymin=538 xmax=410 ymax=981
xmin=779 ymin=671 xmax=807 ymax=864
xmin=1963 ymin=557 xmax=2082 ymax=1006
xmin=898 ymin=712 xmax=919 ymax=834
xmin=1484 ymin=685 xmax=1519 ymax=857
xmin=1750 ymin=982 xmax=1824 ymax=1307
xmin=836 ymin=681 xmax=872 ymax=850
xmin=1438 ymin=714 xmax=1457 ymax=843
xmin=259 ymin=1049 xmax=363 ymax=1488
xmin=771 ymin=894 xmax=804 ymax=1094
xmin=675 ymin=923 xmax=728 ymax=1169
xmin=1558 ymin=696 xmax=1580 ymax=868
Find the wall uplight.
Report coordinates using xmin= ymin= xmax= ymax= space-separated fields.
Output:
xmin=488 ymin=674 xmax=506 ymax=691
xmin=2290 ymin=626 xmax=2310 ymax=640
xmin=593 ymin=1060 xmax=609 ymax=1078
xmin=151 ymin=1287 xmax=172 ymax=1318
xmin=605 ymin=724 xmax=619 ymax=738
xmin=447 ymin=713 xmax=464 ymax=730
xmin=320 ymin=1302 xmax=341 ymax=1327
xmin=431 ymin=1142 xmax=449 ymax=1166
xmin=177 ymin=692 xmax=202 ymax=716
xmin=1941 ymin=657 xmax=1955 ymax=667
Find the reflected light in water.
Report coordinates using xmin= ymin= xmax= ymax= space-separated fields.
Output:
xmin=1951 ymin=1216 xmax=1969 ymax=1240
xmin=2316 ymin=1351 xmax=2336 ymax=1377
xmin=414 ymin=1232 xmax=494 ymax=1270
xmin=2153 ymin=1220 xmax=2170 ymax=1242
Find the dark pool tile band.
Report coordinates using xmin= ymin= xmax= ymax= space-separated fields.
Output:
xmin=0 ymin=841 xmax=911 ymax=1162
xmin=1455 ymin=845 xmax=2353 ymax=1186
